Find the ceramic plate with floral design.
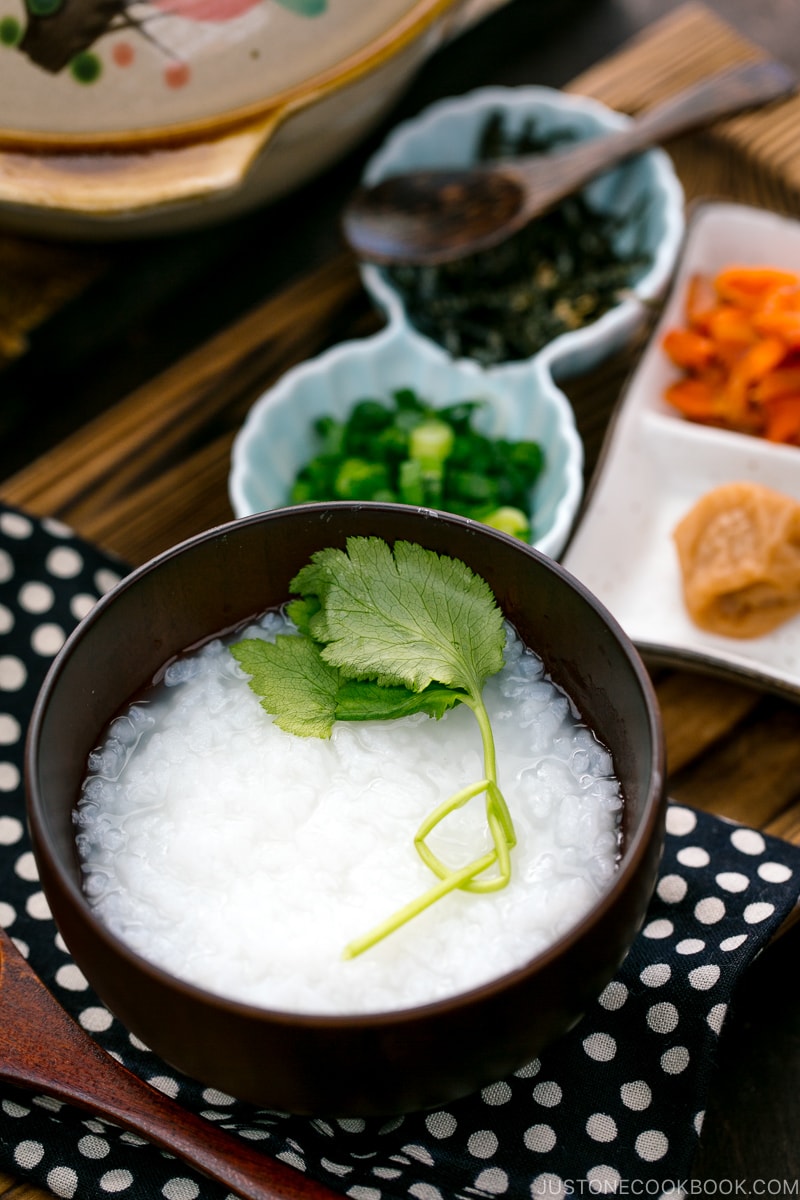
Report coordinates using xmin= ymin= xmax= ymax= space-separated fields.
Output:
xmin=0 ymin=0 xmax=451 ymax=139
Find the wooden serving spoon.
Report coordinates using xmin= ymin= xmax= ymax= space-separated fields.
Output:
xmin=343 ymin=59 xmax=797 ymax=265
xmin=0 ymin=927 xmax=336 ymax=1200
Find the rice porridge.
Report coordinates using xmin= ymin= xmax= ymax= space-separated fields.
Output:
xmin=75 ymin=611 xmax=623 ymax=1015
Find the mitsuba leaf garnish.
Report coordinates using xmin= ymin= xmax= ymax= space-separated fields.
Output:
xmin=229 ymin=635 xmax=339 ymax=740
xmin=230 ymin=537 xmax=515 ymax=958
xmin=335 ymin=679 xmax=465 ymax=723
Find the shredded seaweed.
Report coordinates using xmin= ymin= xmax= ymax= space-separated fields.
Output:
xmin=385 ymin=111 xmax=651 ymax=365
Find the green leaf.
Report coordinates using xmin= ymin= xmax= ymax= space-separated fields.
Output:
xmin=285 ymin=596 xmax=320 ymax=636
xmin=290 ymin=555 xmax=336 ymax=605
xmin=230 ymin=635 xmax=339 ymax=739
xmin=293 ymin=538 xmax=505 ymax=697
xmin=231 ymin=537 xmax=516 ymax=959
xmin=335 ymin=680 xmax=466 ymax=723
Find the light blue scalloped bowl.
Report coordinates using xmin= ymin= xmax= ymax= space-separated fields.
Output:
xmin=230 ymin=85 xmax=684 ymax=558
xmin=230 ymin=321 xmax=583 ymax=559
xmin=360 ymin=85 xmax=685 ymax=381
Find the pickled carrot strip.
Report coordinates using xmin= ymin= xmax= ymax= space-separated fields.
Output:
xmin=756 ymin=281 xmax=800 ymax=311
xmin=662 ymin=328 xmax=716 ymax=370
xmin=752 ymin=310 xmax=800 ymax=347
xmin=664 ymin=378 xmax=719 ymax=420
xmin=764 ymin=394 xmax=800 ymax=443
xmin=706 ymin=305 xmax=756 ymax=350
xmin=732 ymin=335 xmax=786 ymax=383
xmin=661 ymin=264 xmax=800 ymax=444
xmin=684 ymin=271 xmax=719 ymax=331
xmin=753 ymin=366 xmax=800 ymax=402
xmin=714 ymin=266 xmax=799 ymax=308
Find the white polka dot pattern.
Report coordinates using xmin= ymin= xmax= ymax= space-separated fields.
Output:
xmin=1 ymin=509 xmax=800 ymax=1199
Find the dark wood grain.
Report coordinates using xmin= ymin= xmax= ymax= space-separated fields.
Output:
xmin=0 ymin=254 xmax=378 ymax=561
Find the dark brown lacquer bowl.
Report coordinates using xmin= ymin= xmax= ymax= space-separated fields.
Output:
xmin=26 ymin=503 xmax=666 ymax=1117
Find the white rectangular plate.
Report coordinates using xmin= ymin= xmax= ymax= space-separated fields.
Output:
xmin=562 ymin=201 xmax=800 ymax=701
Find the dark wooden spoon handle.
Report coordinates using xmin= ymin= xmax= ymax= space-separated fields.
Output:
xmin=343 ymin=58 xmax=797 ymax=265
xmin=0 ymin=930 xmax=337 ymax=1200
xmin=515 ymin=59 xmax=797 ymax=217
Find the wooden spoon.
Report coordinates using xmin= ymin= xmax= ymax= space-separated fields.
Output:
xmin=0 ymin=926 xmax=336 ymax=1200
xmin=343 ymin=59 xmax=797 ymax=265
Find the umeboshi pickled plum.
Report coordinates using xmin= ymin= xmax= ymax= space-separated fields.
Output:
xmin=673 ymin=482 xmax=800 ymax=638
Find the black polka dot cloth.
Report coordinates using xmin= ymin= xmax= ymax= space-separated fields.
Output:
xmin=1 ymin=503 xmax=799 ymax=1200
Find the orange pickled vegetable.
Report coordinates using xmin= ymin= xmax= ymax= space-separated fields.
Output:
xmin=662 ymin=265 xmax=800 ymax=444
xmin=714 ymin=266 xmax=798 ymax=308
xmin=765 ymin=394 xmax=800 ymax=443
xmin=706 ymin=305 xmax=756 ymax=355
xmin=665 ymin=378 xmax=720 ymax=421
xmin=721 ymin=335 xmax=786 ymax=423
xmin=684 ymin=271 xmax=718 ymax=331
xmin=754 ymin=313 xmax=800 ymax=346
xmin=752 ymin=289 xmax=800 ymax=346
xmin=753 ymin=366 xmax=800 ymax=402
xmin=661 ymin=328 xmax=716 ymax=371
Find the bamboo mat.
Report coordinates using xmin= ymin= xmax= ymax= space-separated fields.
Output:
xmin=571 ymin=1 xmax=800 ymax=214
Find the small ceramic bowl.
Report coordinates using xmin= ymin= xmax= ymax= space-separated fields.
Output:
xmin=229 ymin=321 xmax=584 ymax=559
xmin=360 ymin=85 xmax=686 ymax=378
xmin=27 ymin=503 xmax=666 ymax=1116
xmin=230 ymin=85 xmax=683 ymax=547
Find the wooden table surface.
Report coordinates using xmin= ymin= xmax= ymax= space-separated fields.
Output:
xmin=2 ymin=0 xmax=800 ymax=1193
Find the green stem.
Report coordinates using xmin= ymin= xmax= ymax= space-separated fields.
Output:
xmin=342 ymin=847 xmax=500 ymax=960
xmin=487 ymin=778 xmax=516 ymax=859
xmin=461 ymin=693 xmax=517 ymax=851
xmin=344 ymin=691 xmax=519 ymax=956
xmin=463 ymin=804 xmax=512 ymax=893
xmin=415 ymin=778 xmax=491 ymax=880
xmin=470 ymin=796 xmax=513 ymax=892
